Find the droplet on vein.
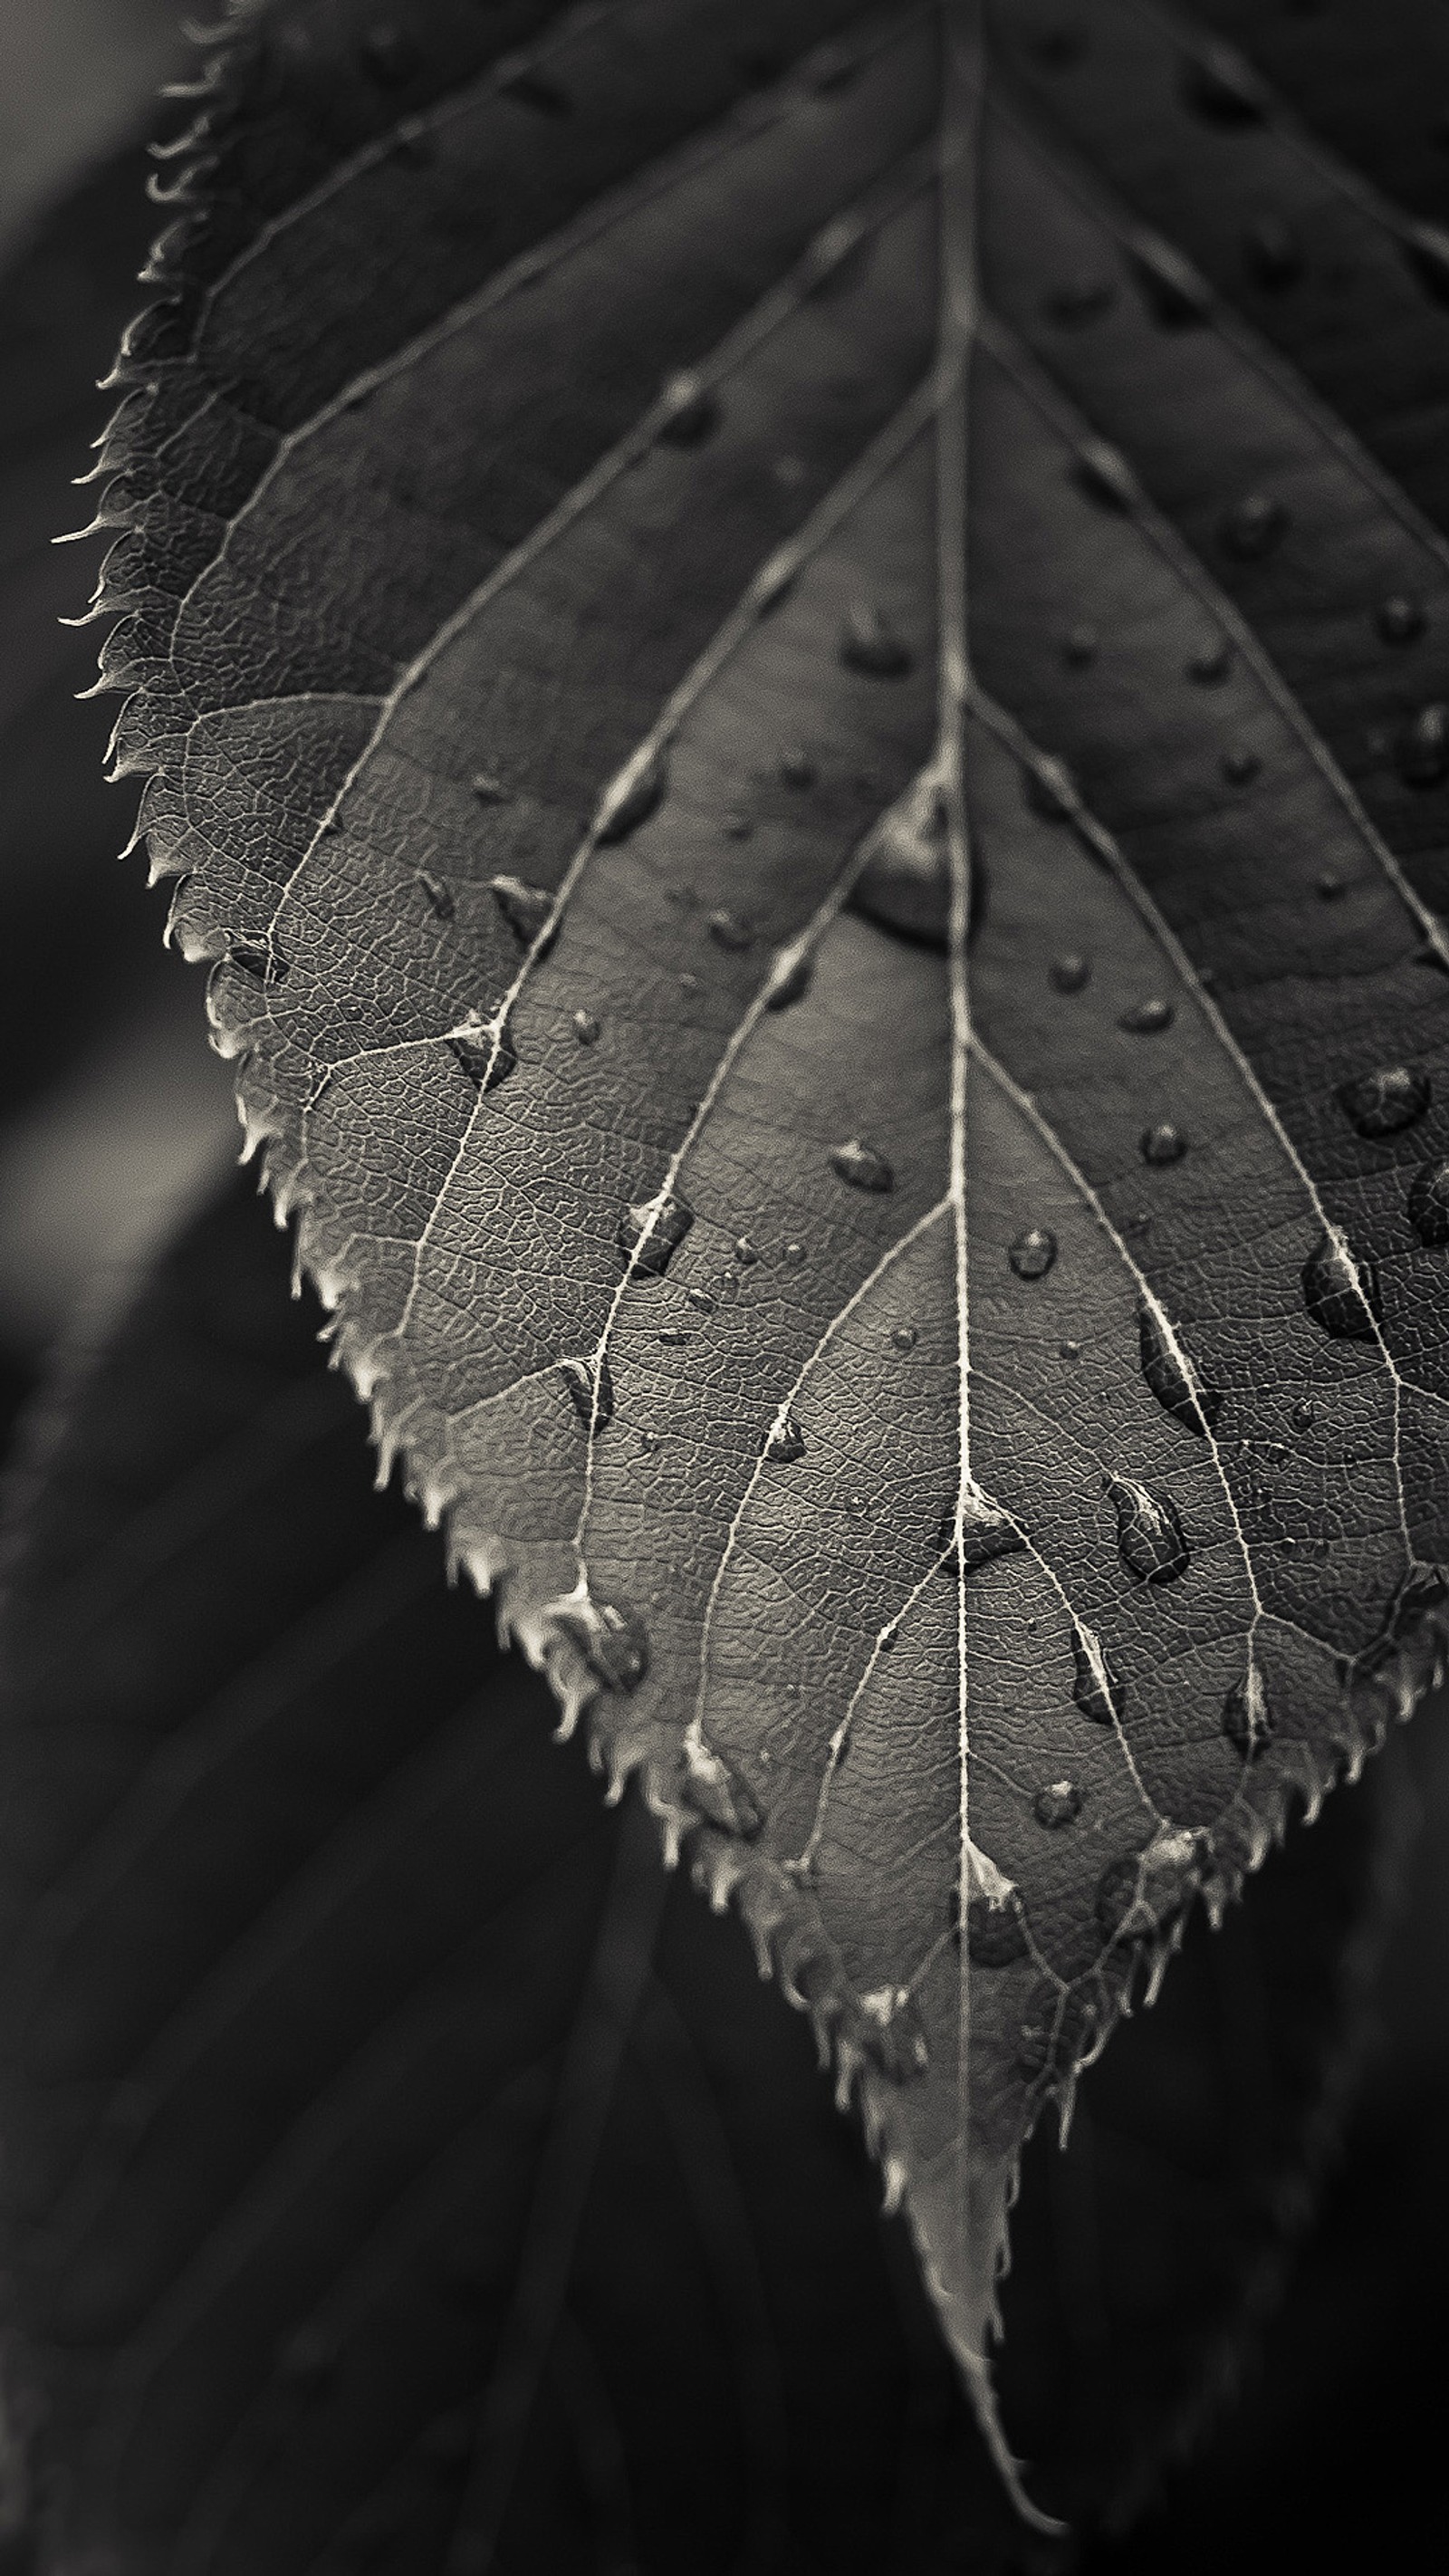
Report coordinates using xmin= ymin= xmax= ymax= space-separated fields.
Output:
xmin=839 ymin=601 xmax=913 ymax=677
xmin=734 ymin=1236 xmax=759 ymax=1266
xmin=490 ymin=873 xmax=554 ymax=947
xmin=1127 ymin=227 xmax=1213 ymax=324
xmin=1137 ymin=1302 xmax=1222 ymax=1436
xmin=228 ymin=942 xmax=289 ymax=985
xmin=1022 ymin=753 xmax=1079 ymax=821
xmin=1140 ymin=1121 xmax=1188 ymax=1166
xmin=1060 ymin=1338 xmax=1082 ymax=1362
xmin=1243 ymin=215 xmax=1303 ymax=289
xmin=1291 ymin=1398 xmax=1316 ymax=1431
xmin=707 ymin=908 xmax=754 ymax=952
xmin=1408 ymin=1157 xmax=1449 ymax=1245
xmin=843 ymin=1494 xmax=870 ymax=1522
xmin=965 ymin=1892 xmax=1028 ymax=1966
xmin=765 ymin=948 xmax=813 ymax=1010
xmin=1072 ymin=437 xmax=1140 ymax=512
xmin=1106 ymin=1475 xmax=1190 ymax=1583
xmin=1396 ymin=704 xmax=1449 ymax=787
xmin=681 ymin=1735 xmax=763 ymax=1838
xmin=658 ymin=1326 xmax=687 ymax=1346
xmin=1223 ymin=1662 xmax=1273 ymax=1759
xmin=447 ymin=1019 xmax=516 ymax=1093
xmin=686 ymin=1288 xmax=715 ymax=1314
xmin=638 ymin=1427 xmax=662 ymax=1454
xmin=552 ymin=1592 xmax=649 ymax=1693
xmin=418 ymin=873 xmax=454 ymax=919
xmin=1219 ymin=493 xmax=1288 ymax=560
xmin=1096 ymin=1826 xmax=1204 ymax=1946
xmin=1337 ymin=1063 xmax=1431 ymax=1138
xmin=1182 ymin=42 xmax=1271 ymax=124
xmin=656 ymin=371 xmax=722 ymax=447
xmin=572 ymin=1009 xmax=601 ymax=1045
xmin=1050 ymin=951 xmax=1090 ymax=993
xmin=1009 ymin=1226 xmax=1057 ymax=1281
xmin=939 ymin=1494 xmax=1027 ymax=1574
xmin=594 ymin=746 xmax=668 ymax=844
xmin=1377 ymin=594 xmax=1426 ymax=646
xmin=851 ymin=772 xmax=951 ymax=947
xmin=1301 ymin=1231 xmax=1381 ymax=1339
xmin=560 ymin=1353 xmax=614 ymax=1428
xmin=1119 ymin=996 xmax=1174 ymax=1033
xmin=762 ymin=1410 xmax=805 ymax=1463
xmin=617 ymin=1190 xmax=694 ymax=1278
xmin=1033 ymin=1779 xmax=1082 ymax=1830
xmin=830 ymin=1138 xmax=893 ymax=1192
xmin=1071 ymin=1622 xmax=1124 ymax=1725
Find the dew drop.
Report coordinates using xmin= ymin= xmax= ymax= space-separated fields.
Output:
xmin=1062 ymin=623 xmax=1098 ymax=666
xmin=716 ymin=1271 xmax=740 ymax=1302
xmin=733 ymin=1237 xmax=759 ymax=1267
xmin=965 ymin=1892 xmax=1028 ymax=1966
xmin=595 ymin=746 xmax=668 ymax=844
xmin=941 ymin=1494 xmax=1027 ymax=1575
xmin=844 ymin=1494 xmax=870 ymax=1521
xmin=572 ymin=1010 xmax=602 ymax=1047
xmin=656 ymin=372 xmax=721 ymax=446
xmin=1337 ymin=1062 xmax=1431 ymax=1138
xmin=1377 ymin=593 xmax=1426 ymax=645
xmin=1128 ymin=227 xmax=1213 ymax=325
xmin=1023 ymin=754 xmax=1078 ymax=820
xmin=393 ymin=123 xmax=435 ymax=168
xmin=856 ymin=1986 xmax=929 ymax=2083
xmin=722 ymin=811 xmax=753 ymax=841
xmin=851 ymin=772 xmax=950 ymax=947
xmin=1044 ymin=274 xmax=1116 ymax=327
xmin=1106 ymin=1475 xmax=1190 ymax=1583
xmin=560 ymin=1353 xmax=614 ymax=1428
xmin=1141 ymin=1121 xmax=1188 ymax=1166
xmin=638 ymin=1428 xmax=662 ymax=1454
xmin=418 ymin=873 xmax=455 ymax=919
xmin=839 ymin=601 xmax=913 ymax=677
xmin=779 ymin=747 xmax=817 ymax=789
xmin=1009 ymin=1226 xmax=1058 ymax=1281
xmin=360 ymin=24 xmax=421 ymax=86
xmin=1137 ymin=1303 xmax=1222 ymax=1436
xmin=686 ymin=1288 xmax=715 ymax=1314
xmin=892 ymin=1323 xmax=918 ymax=1350
xmin=1119 ymin=996 xmax=1174 ymax=1033
xmin=681 ymin=1735 xmax=763 ymax=1837
xmin=228 ymin=940 xmax=289 ymax=985
xmin=830 ymin=1137 xmax=893 ymax=1192
xmin=1402 ymin=221 xmax=1449 ymax=307
xmin=1034 ymin=1779 xmax=1082 ymax=1830
xmin=1096 ymin=1827 xmax=1204 ymax=1945
xmin=471 ymin=768 xmax=511 ymax=806
xmin=1223 ymin=1662 xmax=1273 ymax=1760
xmin=1316 ymin=870 xmax=1346 ymax=900
xmin=678 ymin=971 xmax=700 ymax=996
xmin=1301 ymin=1231 xmax=1381 ymax=1339
xmin=1071 ymin=1622 xmax=1124 ymax=1725
xmin=782 ymin=1241 xmax=806 ymax=1268
xmin=1220 ymin=492 xmax=1288 ymax=560
xmin=1291 ymin=1399 xmax=1316 ymax=1431
xmin=1396 ymin=704 xmax=1449 ymax=787
xmin=1187 ymin=635 xmax=1233 ymax=683
xmin=1221 ymin=744 xmax=1262 ymax=786
xmin=618 ymin=1190 xmax=694 ymax=1278
xmin=1243 ymin=214 xmax=1304 ymax=289
xmin=1050 ymin=951 xmax=1090 ymax=993
xmin=490 ymin=873 xmax=553 ymax=947
xmin=1072 ymin=437 xmax=1139 ymax=512
xmin=707 ymin=908 xmax=755 ymax=952
xmin=1408 ymin=1157 xmax=1449 ymax=1245
xmin=553 ymin=1591 xmax=649 ymax=1692
xmin=447 ymin=1020 xmax=516 ymax=1093
xmin=1183 ymin=42 xmax=1271 ymax=124
xmin=1060 ymin=1339 xmax=1081 ymax=1362
xmin=763 ymin=1410 xmax=806 ymax=1464
xmin=1016 ymin=1981 xmax=1097 ymax=2080
xmin=658 ymin=1326 xmax=687 ymax=1346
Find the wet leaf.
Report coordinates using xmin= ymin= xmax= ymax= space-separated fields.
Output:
xmin=86 ymin=0 xmax=1449 ymax=2522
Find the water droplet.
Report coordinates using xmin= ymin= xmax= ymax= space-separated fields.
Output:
xmin=360 ymin=24 xmax=421 ymax=86
xmin=1408 ymin=1157 xmax=1449 ymax=1244
xmin=722 ymin=811 xmax=753 ymax=841
xmin=892 ymin=1323 xmax=918 ymax=1350
xmin=448 ymin=1021 xmax=516 ymax=1092
xmin=1302 ymin=1231 xmax=1381 ymax=1339
xmin=1140 ymin=1121 xmax=1187 ymax=1166
xmin=1127 ymin=227 xmax=1213 ymax=325
xmin=418 ymin=873 xmax=455 ymax=919
xmin=553 ymin=1591 xmax=649 ymax=1692
xmin=1223 ymin=1662 xmax=1273 ymax=1759
xmin=572 ymin=1009 xmax=601 ymax=1045
xmin=658 ymin=1326 xmax=687 ymax=1346
xmin=839 ymin=601 xmax=913 ymax=677
xmin=941 ymin=1494 xmax=1027 ymax=1575
xmin=1050 ymin=951 xmax=1090 ymax=993
xmin=1060 ymin=1339 xmax=1081 ymax=1362
xmin=471 ymin=768 xmax=511 ymax=806
xmin=1008 ymin=1226 xmax=1058 ymax=1281
xmin=490 ymin=873 xmax=554 ymax=946
xmin=1023 ymin=753 xmax=1079 ymax=820
xmin=681 ymin=1736 xmax=762 ymax=1837
xmin=763 ymin=1410 xmax=806 ymax=1463
xmin=497 ymin=65 xmax=572 ymax=115
xmin=764 ymin=948 xmax=813 ymax=1011
xmin=1097 ymin=1826 xmax=1204 ymax=1945
xmin=844 ymin=1494 xmax=870 ymax=1521
xmin=1119 ymin=995 xmax=1174 ymax=1033
xmin=1220 ymin=493 xmax=1289 ymax=560
xmin=1310 ymin=1534 xmax=1330 ymax=1563
xmin=1337 ymin=1062 xmax=1431 ymax=1138
xmin=1062 ymin=623 xmax=1098 ymax=666
xmin=1016 ymin=1980 xmax=1097 ymax=2080
xmin=618 ymin=1190 xmax=694 ymax=1278
xmin=638 ymin=1427 xmax=662 ymax=1454
xmin=656 ymin=371 xmax=721 ymax=446
xmin=1072 ymin=437 xmax=1139 ymax=511
xmin=1106 ymin=1475 xmax=1190 ymax=1583
xmin=852 ymin=772 xmax=950 ymax=947
xmin=1034 ymin=1779 xmax=1082 ymax=1829
xmin=1071 ymin=1622 xmax=1124 ymax=1725
xmin=1316 ymin=870 xmax=1346 ymax=900
xmin=1396 ymin=704 xmax=1449 ymax=787
xmin=560 ymin=1353 xmax=614 ymax=1428
xmin=707 ymin=908 xmax=755 ymax=952
xmin=830 ymin=1137 xmax=893 ymax=1193
xmin=1137 ymin=1302 xmax=1223 ymax=1436
xmin=1377 ymin=593 xmax=1426 ymax=645
xmin=1187 ymin=635 xmax=1233 ymax=683
xmin=686 ymin=1288 xmax=715 ymax=1314
xmin=782 ymin=1241 xmax=806 ymax=1268
xmin=678 ymin=971 xmax=700 ymax=996
xmin=878 ymin=1625 xmax=897 ymax=1651
xmin=856 ymin=1986 xmax=929 ymax=2082
xmin=1243 ymin=214 xmax=1304 ymax=288
xmin=966 ymin=1892 xmax=1028 ymax=1966
xmin=1401 ymin=220 xmax=1449 ymax=306
xmin=1183 ymin=42 xmax=1271 ymax=123
xmin=1044 ymin=274 xmax=1116 ymax=326
xmin=228 ymin=941 xmax=289 ymax=985
xmin=1126 ymin=1211 xmax=1153 ymax=1238
xmin=595 ymin=746 xmax=667 ymax=844
xmin=779 ymin=747 xmax=817 ymax=789
xmin=1291 ymin=1399 xmax=1316 ymax=1431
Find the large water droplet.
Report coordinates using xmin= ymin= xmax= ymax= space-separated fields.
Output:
xmin=839 ymin=602 xmax=913 ymax=677
xmin=490 ymin=873 xmax=554 ymax=946
xmin=1396 ymin=704 xmax=1449 ymax=787
xmin=595 ymin=747 xmax=667 ymax=844
xmin=681 ymin=1736 xmax=763 ymax=1837
xmin=1119 ymin=996 xmax=1174 ymax=1033
xmin=1220 ymin=493 xmax=1289 ymax=561
xmin=560 ymin=1352 xmax=614 ymax=1428
xmin=830 ymin=1137 xmax=893 ymax=1192
xmin=1291 ymin=1398 xmax=1316 ymax=1431
xmin=1402 ymin=221 xmax=1449 ymax=307
xmin=1223 ymin=1662 xmax=1272 ymax=1759
xmin=553 ymin=1591 xmax=649 ymax=1692
xmin=1106 ymin=1475 xmax=1190 ymax=1582
xmin=1301 ymin=1231 xmax=1380 ymax=1339
xmin=965 ymin=1892 xmax=1028 ymax=1966
xmin=764 ymin=948 xmax=813 ymax=1010
xmin=1050 ymin=951 xmax=1090 ymax=993
xmin=1243 ymin=214 xmax=1303 ymax=288
xmin=1071 ymin=1623 xmax=1124 ymax=1725
xmin=1034 ymin=1778 xmax=1082 ymax=1829
xmin=1140 ymin=1121 xmax=1187 ymax=1166
xmin=1137 ymin=1303 xmax=1222 ymax=1436
xmin=1377 ymin=594 xmax=1427 ymax=646
xmin=1128 ymin=227 xmax=1213 ymax=324
xmin=857 ymin=1985 xmax=929 ymax=2082
xmin=1073 ymin=437 xmax=1139 ymax=512
xmin=1009 ymin=1226 xmax=1057 ymax=1281
xmin=1221 ymin=744 xmax=1261 ymax=786
xmin=941 ymin=1493 xmax=1027 ymax=1575
xmin=618 ymin=1190 xmax=694 ymax=1277
xmin=657 ymin=372 xmax=721 ymax=447
xmin=1408 ymin=1156 xmax=1449 ymax=1245
xmin=707 ymin=908 xmax=754 ymax=952
xmin=891 ymin=1323 xmax=917 ymax=1350
xmin=1096 ymin=1826 xmax=1204 ymax=1944
xmin=852 ymin=773 xmax=950 ymax=947
xmin=1337 ymin=1062 xmax=1431 ymax=1138
xmin=448 ymin=1018 xmax=516 ymax=1092
xmin=1183 ymin=42 xmax=1271 ymax=123
xmin=762 ymin=1410 xmax=805 ymax=1463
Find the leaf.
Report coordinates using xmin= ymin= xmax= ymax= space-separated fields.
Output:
xmin=86 ymin=0 xmax=1449 ymax=2514
xmin=0 ymin=1172 xmax=1401 ymax=2568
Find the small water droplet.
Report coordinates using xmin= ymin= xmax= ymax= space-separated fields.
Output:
xmin=360 ymin=24 xmax=421 ymax=86
xmin=1396 ymin=704 xmax=1449 ymax=787
xmin=596 ymin=746 xmax=668 ymax=844
xmin=856 ymin=1985 xmax=929 ymax=2083
xmin=1377 ymin=593 xmax=1426 ymax=645
xmin=1220 ymin=492 xmax=1289 ymax=560
xmin=1223 ymin=1663 xmax=1273 ymax=1759
xmin=1050 ymin=951 xmax=1090 ymax=993
xmin=1060 ymin=622 xmax=1097 ymax=668
xmin=1023 ymin=753 xmax=1079 ymax=820
xmin=1128 ymin=227 xmax=1213 ymax=325
xmin=839 ymin=601 xmax=913 ymax=677
xmin=490 ymin=873 xmax=553 ymax=946
xmin=1119 ymin=996 xmax=1174 ymax=1033
xmin=228 ymin=940 xmax=289 ymax=985
xmin=677 ymin=971 xmax=700 ymax=997
xmin=681 ymin=1736 xmax=763 ymax=1837
xmin=844 ymin=1494 xmax=870 ymax=1521
xmin=498 ymin=64 xmax=572 ymax=115
xmin=1141 ymin=1121 xmax=1187 ymax=1166
xmin=851 ymin=772 xmax=951 ymax=947
xmin=553 ymin=1591 xmax=649 ymax=1692
xmin=686 ymin=1288 xmax=716 ymax=1314
xmin=560 ymin=1353 xmax=614 ymax=1428
xmin=1183 ymin=42 xmax=1271 ymax=124
xmin=655 ymin=371 xmax=721 ymax=447
xmin=1106 ymin=1475 xmax=1190 ymax=1583
xmin=763 ymin=1410 xmax=806 ymax=1463
xmin=1337 ymin=1062 xmax=1431 ymax=1138
xmin=764 ymin=947 xmax=812 ymax=1010
xmin=638 ymin=1427 xmax=662 ymax=1454
xmin=892 ymin=1323 xmax=918 ymax=1351
xmin=1243 ymin=214 xmax=1304 ymax=288
xmin=707 ymin=908 xmax=755 ymax=952
xmin=1060 ymin=1339 xmax=1081 ymax=1362
xmin=1402 ymin=221 xmax=1449 ymax=306
xmin=1009 ymin=1226 xmax=1058 ymax=1281
xmin=1126 ymin=1211 xmax=1153 ymax=1238
xmin=1034 ymin=1779 xmax=1082 ymax=1829
xmin=1071 ymin=1622 xmax=1124 ymax=1724
xmin=572 ymin=1009 xmax=601 ymax=1045
xmin=1302 ymin=1231 xmax=1381 ymax=1339
xmin=1097 ymin=1828 xmax=1204 ymax=1946
xmin=1291 ymin=1399 xmax=1316 ymax=1431
xmin=1044 ymin=274 xmax=1116 ymax=327
xmin=782 ymin=1241 xmax=806 ymax=1268
xmin=1316 ymin=870 xmax=1346 ymax=900
xmin=1137 ymin=1303 xmax=1222 ymax=1436
xmin=1072 ymin=437 xmax=1139 ymax=511
xmin=830 ymin=1137 xmax=893 ymax=1192
xmin=941 ymin=1494 xmax=1027 ymax=1575
xmin=1408 ymin=1157 xmax=1449 ymax=1244
xmin=966 ymin=1892 xmax=1028 ymax=1966
xmin=722 ymin=811 xmax=753 ymax=841
xmin=658 ymin=1326 xmax=687 ymax=1346
xmin=418 ymin=873 xmax=455 ymax=919
xmin=448 ymin=1020 xmax=516 ymax=1093
xmin=471 ymin=768 xmax=511 ymax=806
xmin=779 ymin=747 xmax=817 ymax=789
xmin=878 ymin=1624 xmax=897 ymax=1651
xmin=618 ymin=1190 xmax=694 ymax=1278
xmin=1187 ymin=635 xmax=1233 ymax=683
